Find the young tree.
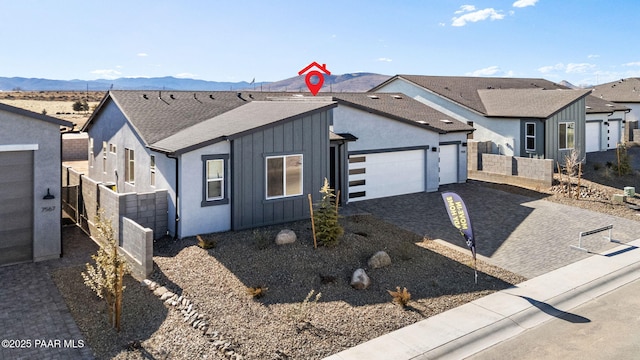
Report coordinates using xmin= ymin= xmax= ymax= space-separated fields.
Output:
xmin=72 ymin=99 xmax=89 ymax=112
xmin=313 ymin=178 xmax=343 ymax=247
xmin=81 ymin=213 xmax=129 ymax=331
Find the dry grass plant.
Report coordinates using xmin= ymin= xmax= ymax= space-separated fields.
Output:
xmin=388 ymin=287 xmax=411 ymax=308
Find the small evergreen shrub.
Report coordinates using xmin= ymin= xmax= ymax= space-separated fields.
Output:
xmin=289 ymin=289 xmax=322 ymax=324
xmin=313 ymin=178 xmax=343 ymax=247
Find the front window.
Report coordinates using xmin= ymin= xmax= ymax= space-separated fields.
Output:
xmin=125 ymin=148 xmax=135 ymax=183
xmin=266 ymin=154 xmax=303 ymax=199
xmin=206 ymin=159 xmax=224 ymax=200
xmin=559 ymin=122 xmax=575 ymax=150
xmin=525 ymin=123 xmax=536 ymax=151
xmin=201 ymin=154 xmax=229 ymax=206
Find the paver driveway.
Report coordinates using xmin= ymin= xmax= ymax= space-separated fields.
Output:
xmin=348 ymin=181 xmax=640 ymax=278
xmin=0 ymin=226 xmax=95 ymax=360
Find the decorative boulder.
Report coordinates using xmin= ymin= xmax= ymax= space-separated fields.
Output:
xmin=275 ymin=229 xmax=297 ymax=245
xmin=350 ymin=268 xmax=371 ymax=289
xmin=368 ymin=251 xmax=392 ymax=269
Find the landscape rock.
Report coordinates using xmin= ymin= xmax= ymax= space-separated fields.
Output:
xmin=350 ymin=268 xmax=371 ymax=289
xmin=275 ymin=229 xmax=297 ymax=245
xmin=368 ymin=251 xmax=392 ymax=269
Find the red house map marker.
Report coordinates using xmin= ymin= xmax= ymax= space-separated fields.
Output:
xmin=298 ymin=62 xmax=331 ymax=96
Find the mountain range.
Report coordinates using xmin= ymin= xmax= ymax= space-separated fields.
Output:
xmin=0 ymin=73 xmax=391 ymax=92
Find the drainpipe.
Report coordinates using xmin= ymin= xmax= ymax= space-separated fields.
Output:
xmin=166 ymin=154 xmax=180 ymax=239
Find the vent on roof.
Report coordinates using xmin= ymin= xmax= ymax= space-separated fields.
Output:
xmin=170 ymin=94 xmax=175 ymax=100
xmin=440 ymin=119 xmax=453 ymax=124
xmin=417 ymin=120 xmax=428 ymax=125
xmin=142 ymin=94 xmax=148 ymax=99
xmin=487 ymin=86 xmax=493 ymax=89
xmin=606 ymin=104 xmax=614 ymax=107
xmin=392 ymin=95 xmax=402 ymax=99
xmin=367 ymin=95 xmax=379 ymax=99
xmin=209 ymin=94 xmax=215 ymax=100
xmin=586 ymin=106 xmax=592 ymax=109
xmin=249 ymin=94 xmax=254 ymax=99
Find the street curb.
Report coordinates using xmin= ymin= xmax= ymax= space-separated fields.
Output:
xmin=325 ymin=239 xmax=640 ymax=360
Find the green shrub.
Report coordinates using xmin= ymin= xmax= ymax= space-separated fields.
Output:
xmin=313 ymin=178 xmax=343 ymax=247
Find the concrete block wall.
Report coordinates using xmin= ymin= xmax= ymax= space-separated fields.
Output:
xmin=467 ymin=140 xmax=553 ymax=189
xmin=634 ymin=129 xmax=640 ymax=145
xmin=121 ymin=217 xmax=153 ymax=280
xmin=62 ymin=133 xmax=89 ymax=161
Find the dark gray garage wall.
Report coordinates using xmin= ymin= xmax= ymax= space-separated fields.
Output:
xmin=0 ymin=112 xmax=66 ymax=262
xmin=231 ymin=110 xmax=331 ymax=230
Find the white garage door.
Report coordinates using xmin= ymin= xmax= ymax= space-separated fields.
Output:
xmin=347 ymin=150 xmax=425 ymax=202
xmin=586 ymin=122 xmax=601 ymax=152
xmin=607 ymin=120 xmax=621 ymax=149
xmin=0 ymin=151 xmax=34 ymax=265
xmin=439 ymin=144 xmax=458 ymax=185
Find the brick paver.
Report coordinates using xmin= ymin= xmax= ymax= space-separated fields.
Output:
xmin=347 ymin=181 xmax=640 ymax=278
xmin=0 ymin=227 xmax=96 ymax=360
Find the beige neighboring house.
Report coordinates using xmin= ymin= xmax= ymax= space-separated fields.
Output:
xmin=0 ymin=102 xmax=74 ymax=266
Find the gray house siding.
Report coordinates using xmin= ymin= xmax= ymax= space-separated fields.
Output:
xmin=231 ymin=110 xmax=330 ymax=230
xmin=544 ymin=97 xmax=586 ymax=165
xmin=520 ymin=119 xmax=545 ymax=158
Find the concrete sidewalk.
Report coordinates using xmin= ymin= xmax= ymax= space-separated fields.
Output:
xmin=324 ymin=238 xmax=640 ymax=360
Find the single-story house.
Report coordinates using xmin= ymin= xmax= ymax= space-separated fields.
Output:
xmin=0 ymin=102 xmax=74 ymax=266
xmin=585 ymin=96 xmax=629 ymax=152
xmin=371 ymin=75 xmax=596 ymax=162
xmin=591 ymin=78 xmax=639 ymax=140
xmin=82 ymin=90 xmax=472 ymax=238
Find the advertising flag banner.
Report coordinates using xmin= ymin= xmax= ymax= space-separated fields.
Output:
xmin=441 ymin=192 xmax=477 ymax=282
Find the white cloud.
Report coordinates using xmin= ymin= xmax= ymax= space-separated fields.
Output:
xmin=377 ymin=57 xmax=392 ymax=62
xmin=566 ymin=63 xmax=596 ymax=73
xmin=465 ymin=66 xmax=513 ymax=77
xmin=137 ymin=53 xmax=149 ymax=57
xmin=175 ymin=72 xmax=196 ymax=78
xmin=438 ymin=22 xmax=446 ymax=27
xmin=452 ymin=7 xmax=505 ymax=27
xmin=623 ymin=61 xmax=640 ymax=67
xmin=90 ymin=69 xmax=122 ymax=80
xmin=455 ymin=5 xmax=476 ymax=14
xmin=587 ymin=54 xmax=600 ymax=59
xmin=512 ymin=0 xmax=538 ymax=8
xmin=538 ymin=63 xmax=565 ymax=73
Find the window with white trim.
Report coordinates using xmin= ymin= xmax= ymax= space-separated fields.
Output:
xmin=150 ymin=155 xmax=156 ymax=187
xmin=559 ymin=122 xmax=575 ymax=150
xmin=525 ymin=122 xmax=536 ymax=151
xmin=266 ymin=154 xmax=303 ymax=199
xmin=125 ymin=148 xmax=135 ymax=183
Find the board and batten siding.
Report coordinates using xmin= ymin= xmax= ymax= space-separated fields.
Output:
xmin=544 ymin=97 xmax=586 ymax=165
xmin=231 ymin=110 xmax=330 ymax=230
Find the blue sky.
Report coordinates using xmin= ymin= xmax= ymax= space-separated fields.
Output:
xmin=1 ymin=0 xmax=638 ymax=86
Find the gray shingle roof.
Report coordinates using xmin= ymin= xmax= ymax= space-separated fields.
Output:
xmin=151 ymin=101 xmax=336 ymax=154
xmin=590 ymin=78 xmax=640 ymax=103
xmin=0 ymin=102 xmax=74 ymax=128
xmin=85 ymin=90 xmax=473 ymax=154
xmin=585 ymin=94 xmax=629 ymax=113
xmin=238 ymin=91 xmax=473 ymax=133
xmin=477 ymin=88 xmax=591 ymax=118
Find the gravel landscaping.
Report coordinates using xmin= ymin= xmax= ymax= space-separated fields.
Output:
xmin=51 ymin=146 xmax=639 ymax=359
xmin=53 ymin=214 xmax=525 ymax=360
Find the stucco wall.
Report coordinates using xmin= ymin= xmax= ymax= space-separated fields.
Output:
xmin=62 ymin=132 xmax=89 ymax=161
xmin=0 ymin=111 xmax=63 ymax=261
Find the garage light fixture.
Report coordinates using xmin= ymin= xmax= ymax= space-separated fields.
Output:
xmin=43 ymin=188 xmax=55 ymax=200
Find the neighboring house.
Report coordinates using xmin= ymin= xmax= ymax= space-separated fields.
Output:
xmin=591 ymin=78 xmax=639 ymax=140
xmin=371 ymin=75 xmax=595 ymax=162
xmin=585 ymin=96 xmax=629 ymax=152
xmin=0 ymin=103 xmax=74 ymax=266
xmin=82 ymin=90 xmax=472 ymax=238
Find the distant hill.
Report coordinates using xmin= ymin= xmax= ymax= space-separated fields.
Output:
xmin=250 ymin=73 xmax=391 ymax=92
xmin=0 ymin=73 xmax=390 ymax=92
